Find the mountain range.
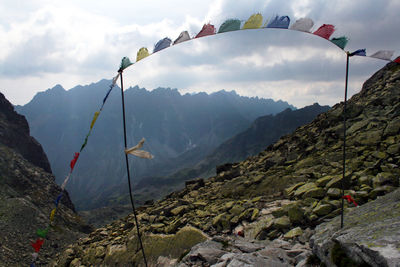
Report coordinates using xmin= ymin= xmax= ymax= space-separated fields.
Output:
xmin=16 ymin=82 xmax=295 ymax=210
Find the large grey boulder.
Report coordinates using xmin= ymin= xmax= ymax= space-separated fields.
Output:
xmin=310 ymin=188 xmax=400 ymax=267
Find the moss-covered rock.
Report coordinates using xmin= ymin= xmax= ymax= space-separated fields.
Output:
xmin=273 ymin=216 xmax=291 ymax=229
xmin=283 ymin=227 xmax=303 ymax=239
xmin=312 ymin=204 xmax=332 ymax=216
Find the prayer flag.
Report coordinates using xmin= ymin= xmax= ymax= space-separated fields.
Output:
xmin=50 ymin=208 xmax=56 ymax=221
xmin=31 ymin=239 xmax=44 ymax=252
xmin=266 ymin=15 xmax=290 ymax=29
xmin=125 ymin=138 xmax=154 ymax=159
xmin=394 ymin=56 xmax=400 ymax=63
xmin=137 ymin=47 xmax=150 ymax=62
xmin=242 ymin=13 xmax=263 ymax=29
xmin=119 ymin=57 xmax=133 ymax=71
xmin=349 ymin=49 xmax=366 ymax=57
xmin=370 ymin=50 xmax=394 ymax=61
xmin=173 ymin=31 xmax=191 ymax=44
xmin=153 ymin=37 xmax=171 ymax=53
xmin=195 ymin=23 xmax=216 ymax=38
xmin=290 ymin=18 xmax=314 ymax=32
xmin=218 ymin=19 xmax=241 ymax=33
xmin=61 ymin=173 xmax=71 ymax=190
xmin=313 ymin=24 xmax=335 ymax=39
xmin=70 ymin=152 xmax=80 ymax=171
xmin=342 ymin=195 xmax=358 ymax=206
xmin=55 ymin=193 xmax=63 ymax=207
xmin=90 ymin=111 xmax=100 ymax=129
xmin=80 ymin=133 xmax=90 ymax=152
xmin=330 ymin=36 xmax=348 ymax=49
xmin=32 ymin=253 xmax=38 ymax=260
xmin=36 ymin=228 xmax=48 ymax=238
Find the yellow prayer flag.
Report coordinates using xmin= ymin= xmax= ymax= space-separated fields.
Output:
xmin=90 ymin=111 xmax=100 ymax=129
xmin=50 ymin=208 xmax=56 ymax=221
xmin=242 ymin=13 xmax=263 ymax=29
xmin=137 ymin=47 xmax=150 ymax=62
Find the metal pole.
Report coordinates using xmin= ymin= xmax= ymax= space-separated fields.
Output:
xmin=341 ymin=52 xmax=349 ymax=229
xmin=119 ymin=71 xmax=148 ymax=266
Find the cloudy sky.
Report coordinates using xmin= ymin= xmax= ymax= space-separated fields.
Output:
xmin=1 ymin=0 xmax=399 ymax=108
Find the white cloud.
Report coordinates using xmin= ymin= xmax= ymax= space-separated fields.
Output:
xmin=0 ymin=0 xmax=399 ymax=107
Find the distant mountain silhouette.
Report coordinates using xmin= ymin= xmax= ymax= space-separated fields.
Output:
xmin=16 ymin=80 xmax=294 ymax=210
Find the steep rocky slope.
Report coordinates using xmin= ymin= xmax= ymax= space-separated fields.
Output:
xmin=0 ymin=93 xmax=92 ymax=265
xmin=54 ymin=62 xmax=400 ymax=266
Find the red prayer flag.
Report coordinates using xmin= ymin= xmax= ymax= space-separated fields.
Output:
xmin=195 ymin=23 xmax=216 ymax=38
xmin=394 ymin=56 xmax=400 ymax=63
xmin=31 ymin=238 xmax=44 ymax=252
xmin=70 ymin=152 xmax=80 ymax=171
xmin=342 ymin=195 xmax=358 ymax=206
xmin=313 ymin=24 xmax=335 ymax=39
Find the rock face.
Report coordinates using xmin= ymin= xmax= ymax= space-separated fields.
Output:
xmin=54 ymin=62 xmax=400 ymax=266
xmin=0 ymin=92 xmax=51 ymax=172
xmin=0 ymin=93 xmax=92 ymax=265
xmin=310 ymin=188 xmax=400 ymax=267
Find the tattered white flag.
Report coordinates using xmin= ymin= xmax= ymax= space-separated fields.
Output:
xmin=125 ymin=138 xmax=154 ymax=159
xmin=370 ymin=50 xmax=394 ymax=61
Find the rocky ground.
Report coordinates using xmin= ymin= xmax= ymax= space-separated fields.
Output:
xmin=53 ymin=62 xmax=400 ymax=266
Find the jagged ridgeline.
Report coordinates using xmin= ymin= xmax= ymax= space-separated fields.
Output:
xmin=16 ymin=85 xmax=294 ymax=210
xmin=54 ymin=63 xmax=400 ymax=265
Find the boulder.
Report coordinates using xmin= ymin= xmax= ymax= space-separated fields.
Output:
xmin=310 ymin=188 xmax=400 ymax=267
xmin=273 ymin=216 xmax=291 ymax=229
xmin=312 ymin=204 xmax=332 ymax=216
xmin=283 ymin=227 xmax=303 ymax=240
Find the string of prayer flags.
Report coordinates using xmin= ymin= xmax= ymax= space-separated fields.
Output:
xmin=349 ymin=49 xmax=366 ymax=57
xmin=174 ymin=31 xmax=191 ymax=45
xmin=370 ymin=50 xmax=394 ymax=61
xmin=29 ymin=75 xmax=119 ymax=265
xmin=195 ymin=23 xmax=216 ymax=38
xmin=31 ymin=239 xmax=44 ymax=253
xmin=266 ymin=15 xmax=290 ymax=29
xmin=243 ymin=13 xmax=263 ymax=29
xmin=125 ymin=138 xmax=154 ymax=159
xmin=313 ymin=24 xmax=335 ymax=39
xmin=218 ymin=19 xmax=241 ymax=33
xmin=153 ymin=37 xmax=172 ymax=53
xmin=289 ymin=17 xmax=314 ymax=32
xmin=394 ymin=56 xmax=400 ymax=63
xmin=137 ymin=47 xmax=150 ymax=62
xmin=330 ymin=36 xmax=348 ymax=50
xmin=119 ymin=57 xmax=133 ymax=71
xmin=70 ymin=152 xmax=80 ymax=171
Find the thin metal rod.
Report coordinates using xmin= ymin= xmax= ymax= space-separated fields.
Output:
xmin=341 ymin=53 xmax=349 ymax=229
xmin=119 ymin=71 xmax=148 ymax=267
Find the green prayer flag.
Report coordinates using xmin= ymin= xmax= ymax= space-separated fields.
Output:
xmin=330 ymin=36 xmax=348 ymax=50
xmin=36 ymin=228 xmax=49 ymax=238
xmin=218 ymin=19 xmax=241 ymax=33
xmin=119 ymin=57 xmax=133 ymax=71
xmin=80 ymin=133 xmax=90 ymax=152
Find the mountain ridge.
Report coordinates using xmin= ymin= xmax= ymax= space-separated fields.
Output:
xmin=16 ymin=82 xmax=295 ymax=210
